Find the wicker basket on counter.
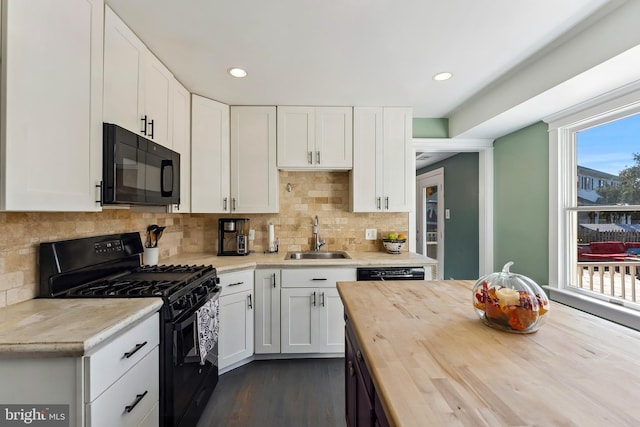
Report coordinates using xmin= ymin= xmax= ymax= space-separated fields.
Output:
xmin=382 ymin=239 xmax=406 ymax=254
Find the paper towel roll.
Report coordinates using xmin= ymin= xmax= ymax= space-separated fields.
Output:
xmin=268 ymin=223 xmax=275 ymax=251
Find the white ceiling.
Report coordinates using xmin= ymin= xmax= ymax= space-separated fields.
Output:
xmin=105 ymin=0 xmax=635 ymax=168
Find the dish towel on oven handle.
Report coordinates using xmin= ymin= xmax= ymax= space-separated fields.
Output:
xmin=196 ymin=295 xmax=219 ymax=366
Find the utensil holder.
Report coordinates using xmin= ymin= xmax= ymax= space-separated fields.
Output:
xmin=143 ymin=247 xmax=159 ymax=266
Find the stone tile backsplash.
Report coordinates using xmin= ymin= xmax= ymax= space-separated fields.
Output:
xmin=0 ymin=171 xmax=407 ymax=307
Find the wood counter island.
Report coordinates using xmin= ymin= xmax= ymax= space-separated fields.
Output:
xmin=337 ymin=280 xmax=640 ymax=427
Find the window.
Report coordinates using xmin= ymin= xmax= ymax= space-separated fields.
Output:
xmin=547 ymin=86 xmax=640 ymax=329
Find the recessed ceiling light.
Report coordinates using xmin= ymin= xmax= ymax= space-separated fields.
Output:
xmin=228 ymin=67 xmax=247 ymax=78
xmin=433 ymin=72 xmax=452 ymax=81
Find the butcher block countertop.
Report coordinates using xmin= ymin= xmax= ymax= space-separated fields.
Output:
xmin=0 ymin=298 xmax=162 ymax=358
xmin=337 ymin=280 xmax=640 ymax=427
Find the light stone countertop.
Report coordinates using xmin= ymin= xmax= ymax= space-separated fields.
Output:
xmin=163 ymin=250 xmax=437 ymax=276
xmin=0 ymin=298 xmax=163 ymax=358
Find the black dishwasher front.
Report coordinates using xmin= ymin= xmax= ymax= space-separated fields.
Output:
xmin=356 ymin=266 xmax=425 ymax=281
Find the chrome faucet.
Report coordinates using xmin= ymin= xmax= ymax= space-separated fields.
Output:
xmin=313 ymin=215 xmax=326 ymax=251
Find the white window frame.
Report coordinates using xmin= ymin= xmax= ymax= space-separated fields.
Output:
xmin=546 ymin=82 xmax=640 ymax=330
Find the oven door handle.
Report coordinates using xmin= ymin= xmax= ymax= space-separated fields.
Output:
xmin=173 ymin=291 xmax=219 ymax=330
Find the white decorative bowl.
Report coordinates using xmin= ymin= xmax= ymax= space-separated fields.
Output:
xmin=382 ymin=239 xmax=406 ymax=254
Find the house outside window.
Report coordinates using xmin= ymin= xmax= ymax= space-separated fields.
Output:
xmin=547 ymin=85 xmax=640 ymax=330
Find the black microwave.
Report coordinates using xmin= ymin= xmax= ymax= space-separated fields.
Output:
xmin=102 ymin=123 xmax=180 ymax=206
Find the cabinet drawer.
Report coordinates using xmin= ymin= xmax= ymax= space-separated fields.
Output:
xmin=85 ymin=313 xmax=159 ymax=401
xmin=281 ymin=268 xmax=356 ymax=288
xmin=87 ymin=347 xmax=159 ymax=427
xmin=219 ymin=269 xmax=254 ymax=296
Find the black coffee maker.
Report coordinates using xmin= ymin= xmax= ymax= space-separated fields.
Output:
xmin=218 ymin=218 xmax=250 ymax=256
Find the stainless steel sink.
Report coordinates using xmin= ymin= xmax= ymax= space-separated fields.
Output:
xmin=287 ymin=251 xmax=351 ymax=260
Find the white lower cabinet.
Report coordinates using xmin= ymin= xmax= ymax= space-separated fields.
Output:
xmin=86 ymin=348 xmax=159 ymax=427
xmin=254 ymin=269 xmax=281 ymax=354
xmin=0 ymin=313 xmax=159 ymax=427
xmin=218 ymin=270 xmax=254 ymax=371
xmin=280 ymin=268 xmax=355 ymax=354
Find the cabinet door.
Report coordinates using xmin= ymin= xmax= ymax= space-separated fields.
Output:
xmin=315 ymin=107 xmax=353 ymax=169
xmin=351 ymin=107 xmax=412 ymax=213
xmin=2 ymin=0 xmax=103 ymax=211
xmin=219 ymin=290 xmax=254 ymax=370
xmin=254 ymin=269 xmax=281 ymax=354
xmin=231 ymin=106 xmax=278 ymax=213
xmin=103 ymin=5 xmax=145 ymax=135
xmin=169 ymin=79 xmax=191 ymax=212
xmin=277 ymin=106 xmax=315 ymax=168
xmin=143 ymin=52 xmax=173 ymax=146
xmin=351 ymin=108 xmax=383 ymax=212
xmin=381 ymin=107 xmax=413 ymax=212
xmin=345 ymin=331 xmax=357 ymax=427
xmin=317 ymin=288 xmax=345 ymax=353
xmin=191 ymin=95 xmax=230 ymax=213
xmin=281 ymin=288 xmax=316 ymax=353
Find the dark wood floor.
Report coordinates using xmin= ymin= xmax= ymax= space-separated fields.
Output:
xmin=196 ymin=358 xmax=347 ymax=427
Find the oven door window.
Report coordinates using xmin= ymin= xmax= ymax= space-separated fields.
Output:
xmin=114 ymin=139 xmax=146 ymax=202
xmin=175 ymin=312 xmax=199 ymax=366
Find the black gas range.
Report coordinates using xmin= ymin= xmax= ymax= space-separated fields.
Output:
xmin=39 ymin=232 xmax=221 ymax=427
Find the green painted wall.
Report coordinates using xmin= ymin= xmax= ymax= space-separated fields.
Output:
xmin=417 ymin=153 xmax=479 ymax=279
xmin=493 ymin=121 xmax=549 ymax=285
xmin=413 ymin=118 xmax=448 ymax=138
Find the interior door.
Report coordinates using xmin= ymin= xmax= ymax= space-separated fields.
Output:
xmin=416 ymin=169 xmax=444 ymax=279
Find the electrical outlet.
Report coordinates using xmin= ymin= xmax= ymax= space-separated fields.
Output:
xmin=445 ymin=209 xmax=450 ymax=219
xmin=248 ymin=229 xmax=255 ymax=241
xmin=365 ymin=228 xmax=377 ymax=240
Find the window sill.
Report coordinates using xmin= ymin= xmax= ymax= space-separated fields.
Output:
xmin=544 ymin=286 xmax=640 ymax=332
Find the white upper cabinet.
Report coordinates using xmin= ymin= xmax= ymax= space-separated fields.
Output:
xmin=103 ymin=6 xmax=173 ymax=147
xmin=169 ymin=79 xmax=191 ymax=212
xmin=0 ymin=0 xmax=104 ymax=211
xmin=192 ymin=102 xmax=278 ymax=214
xmin=191 ymin=95 xmax=230 ymax=213
xmin=231 ymin=106 xmax=279 ymax=213
xmin=142 ymin=54 xmax=173 ymax=147
xmin=277 ymin=106 xmax=352 ymax=170
xmin=351 ymin=107 xmax=413 ymax=212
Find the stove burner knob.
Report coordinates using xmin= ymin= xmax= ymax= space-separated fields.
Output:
xmin=174 ymin=296 xmax=189 ymax=310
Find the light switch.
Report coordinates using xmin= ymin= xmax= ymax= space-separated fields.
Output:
xmin=365 ymin=229 xmax=377 ymax=240
xmin=445 ymin=209 xmax=450 ymax=219
xmin=248 ymin=229 xmax=255 ymax=240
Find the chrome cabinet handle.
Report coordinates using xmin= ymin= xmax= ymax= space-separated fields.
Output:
xmin=312 ymin=291 xmax=316 ymax=306
xmin=232 ymin=198 xmax=236 ymax=211
xmin=348 ymin=360 xmax=355 ymax=377
xmin=247 ymin=294 xmax=253 ymax=309
xmin=377 ymin=197 xmax=381 ymax=210
xmin=385 ymin=196 xmax=389 ymax=210
xmin=223 ymin=197 xmax=228 ymax=211
xmin=356 ymin=350 xmax=363 ymax=361
xmin=308 ymin=151 xmax=313 ymax=164
xmin=228 ymin=281 xmax=244 ymax=287
xmin=125 ymin=390 xmax=148 ymax=413
xmin=141 ymin=115 xmax=148 ymax=135
xmin=123 ymin=341 xmax=147 ymax=359
xmin=148 ymin=119 xmax=155 ymax=139
xmin=316 ymin=151 xmax=321 ymax=164
xmin=272 ymin=273 xmax=276 ymax=288
xmin=320 ymin=291 xmax=325 ymax=307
